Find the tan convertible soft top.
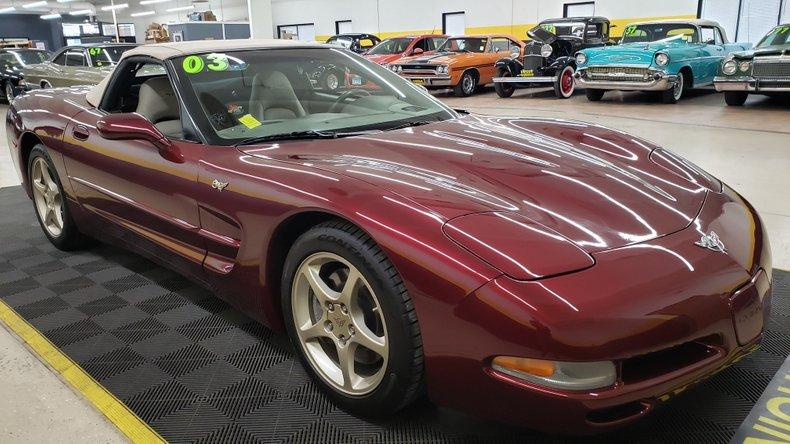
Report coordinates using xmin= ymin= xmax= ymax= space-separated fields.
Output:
xmin=86 ymin=39 xmax=326 ymax=107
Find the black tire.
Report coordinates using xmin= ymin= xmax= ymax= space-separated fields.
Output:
xmin=662 ymin=71 xmax=686 ymax=104
xmin=493 ymin=68 xmax=515 ymax=98
xmin=453 ymin=71 xmax=477 ymax=97
xmin=2 ymin=81 xmax=13 ymax=102
xmin=585 ymin=89 xmax=605 ymax=101
xmin=27 ymin=145 xmax=90 ymax=251
xmin=553 ymin=65 xmax=576 ymax=99
xmin=282 ymin=219 xmax=424 ymax=415
xmin=40 ymin=80 xmax=51 ymax=89
xmin=724 ymin=91 xmax=748 ymax=106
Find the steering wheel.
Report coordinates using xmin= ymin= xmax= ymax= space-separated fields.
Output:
xmin=199 ymin=93 xmax=236 ymax=131
xmin=329 ymin=89 xmax=372 ymax=113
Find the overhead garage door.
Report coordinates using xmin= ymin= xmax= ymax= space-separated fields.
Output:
xmin=737 ymin=0 xmax=782 ymax=42
xmin=443 ymin=12 xmax=465 ymax=36
xmin=700 ymin=0 xmax=741 ymax=42
xmin=564 ymin=2 xmax=595 ymax=18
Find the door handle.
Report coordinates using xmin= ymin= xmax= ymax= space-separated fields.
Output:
xmin=72 ymin=124 xmax=90 ymax=141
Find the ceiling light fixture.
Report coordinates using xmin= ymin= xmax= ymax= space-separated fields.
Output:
xmin=0 ymin=6 xmax=16 ymax=13
xmin=41 ymin=12 xmax=62 ymax=19
xmin=165 ymin=5 xmax=194 ymax=12
xmin=140 ymin=0 xmax=174 ymax=5
xmin=130 ymin=10 xmax=156 ymax=16
xmin=101 ymin=3 xmax=128 ymax=11
xmin=23 ymin=1 xmax=48 ymax=8
xmin=56 ymin=0 xmax=78 ymax=3
xmin=69 ymin=9 xmax=93 ymax=15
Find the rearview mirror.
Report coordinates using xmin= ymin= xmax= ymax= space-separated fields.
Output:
xmin=412 ymin=47 xmax=424 ymax=55
xmin=96 ymin=113 xmax=183 ymax=163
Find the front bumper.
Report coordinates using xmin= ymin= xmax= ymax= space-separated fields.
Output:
xmin=575 ymin=68 xmax=677 ymax=91
xmin=423 ymin=186 xmax=772 ymax=434
xmin=400 ymin=74 xmax=454 ymax=87
xmin=714 ymin=76 xmax=790 ymax=92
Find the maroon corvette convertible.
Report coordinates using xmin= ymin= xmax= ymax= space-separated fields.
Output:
xmin=4 ymin=40 xmax=772 ymax=434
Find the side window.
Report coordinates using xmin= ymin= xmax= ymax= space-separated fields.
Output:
xmin=701 ymin=27 xmax=716 ymax=44
xmin=66 ymin=50 xmax=87 ymax=67
xmin=0 ymin=54 xmax=14 ymax=68
xmin=432 ymin=38 xmax=447 ymax=49
xmin=491 ymin=38 xmax=511 ymax=53
xmin=417 ymin=38 xmax=431 ymax=51
xmin=714 ymin=28 xmax=725 ymax=44
xmin=52 ymin=52 xmax=67 ymax=65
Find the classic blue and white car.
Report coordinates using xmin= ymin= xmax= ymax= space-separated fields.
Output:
xmin=574 ymin=19 xmax=751 ymax=103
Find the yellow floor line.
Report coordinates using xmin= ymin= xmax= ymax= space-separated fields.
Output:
xmin=0 ymin=299 xmax=165 ymax=444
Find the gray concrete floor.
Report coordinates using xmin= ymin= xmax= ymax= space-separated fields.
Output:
xmin=0 ymin=87 xmax=789 ymax=440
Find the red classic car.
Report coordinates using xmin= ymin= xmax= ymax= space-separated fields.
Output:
xmin=4 ymin=39 xmax=772 ymax=435
xmin=365 ymin=34 xmax=448 ymax=65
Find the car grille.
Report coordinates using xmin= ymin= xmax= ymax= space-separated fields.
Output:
xmin=586 ymin=66 xmax=650 ymax=82
xmin=400 ymin=65 xmax=439 ymax=76
xmin=753 ymin=61 xmax=790 ymax=77
xmin=620 ymin=336 xmax=722 ymax=384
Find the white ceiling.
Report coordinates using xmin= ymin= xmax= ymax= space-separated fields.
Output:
xmin=0 ymin=0 xmax=246 ymax=20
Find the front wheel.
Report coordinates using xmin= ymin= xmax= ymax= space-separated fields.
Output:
xmin=553 ymin=65 xmax=576 ymax=99
xmin=28 ymin=145 xmax=90 ymax=250
xmin=724 ymin=91 xmax=748 ymax=106
xmin=585 ymin=89 xmax=605 ymax=101
xmin=282 ymin=220 xmax=424 ymax=415
xmin=662 ymin=72 xmax=686 ymax=104
xmin=493 ymin=68 xmax=515 ymax=98
xmin=454 ymin=71 xmax=477 ymax=97
xmin=3 ymin=82 xmax=14 ymax=102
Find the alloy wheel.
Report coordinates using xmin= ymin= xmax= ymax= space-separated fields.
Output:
xmin=4 ymin=83 xmax=12 ymax=101
xmin=291 ymin=252 xmax=388 ymax=395
xmin=30 ymin=157 xmax=64 ymax=238
xmin=462 ymin=74 xmax=475 ymax=95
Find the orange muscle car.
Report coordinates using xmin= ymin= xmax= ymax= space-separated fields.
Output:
xmin=387 ymin=34 xmax=525 ymax=96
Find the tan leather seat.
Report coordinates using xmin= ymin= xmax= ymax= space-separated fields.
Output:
xmin=136 ymin=77 xmax=182 ymax=138
xmin=249 ymin=70 xmax=306 ymax=121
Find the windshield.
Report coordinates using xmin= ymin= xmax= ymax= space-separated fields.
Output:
xmin=621 ymin=24 xmax=699 ymax=44
xmin=539 ymin=22 xmax=587 ymax=38
xmin=173 ymin=48 xmax=455 ymax=144
xmin=368 ymin=38 xmax=412 ymax=55
xmin=13 ymin=50 xmax=49 ymax=65
xmin=89 ymin=46 xmax=133 ymax=67
xmin=437 ymin=37 xmax=487 ymax=53
xmin=757 ymin=25 xmax=790 ymax=47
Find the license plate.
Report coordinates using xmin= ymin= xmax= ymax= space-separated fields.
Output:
xmin=519 ymin=69 xmax=534 ymax=77
xmin=411 ymin=79 xmax=425 ymax=85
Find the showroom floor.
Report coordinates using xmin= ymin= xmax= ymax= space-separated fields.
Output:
xmin=0 ymin=87 xmax=788 ymax=442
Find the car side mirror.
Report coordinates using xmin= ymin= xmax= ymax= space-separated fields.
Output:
xmin=411 ymin=47 xmax=424 ymax=55
xmin=97 ymin=113 xmax=183 ymax=163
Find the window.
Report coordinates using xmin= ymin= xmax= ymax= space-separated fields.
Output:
xmin=621 ymin=24 xmax=699 ymax=44
xmin=89 ymin=46 xmax=133 ymax=67
xmin=491 ymin=38 xmax=512 ymax=53
xmin=443 ymin=12 xmax=465 ymax=36
xmin=714 ymin=27 xmax=725 ymax=44
xmin=65 ymin=50 xmax=87 ymax=67
xmin=437 ymin=37 xmax=488 ymax=53
xmin=431 ymin=37 xmax=447 ymax=49
xmin=277 ymin=24 xmax=316 ymax=42
xmin=564 ymin=2 xmax=595 ymax=18
xmin=336 ymin=20 xmax=352 ymax=34
xmin=0 ymin=54 xmax=15 ymax=69
xmin=52 ymin=51 xmax=67 ymax=66
xmin=701 ymin=26 xmax=716 ymax=43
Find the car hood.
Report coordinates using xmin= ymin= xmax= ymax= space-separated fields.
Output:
xmin=731 ymin=45 xmax=790 ymax=59
xmin=396 ymin=51 xmax=479 ymax=66
xmin=365 ymin=53 xmax=406 ymax=64
xmin=239 ymin=115 xmax=710 ymax=253
xmin=583 ymin=41 xmax=693 ymax=66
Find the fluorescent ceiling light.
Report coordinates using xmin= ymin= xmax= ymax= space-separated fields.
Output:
xmin=41 ymin=12 xmax=62 ymax=19
xmin=131 ymin=10 xmax=156 ymax=17
xmin=165 ymin=5 xmax=194 ymax=12
xmin=69 ymin=9 xmax=93 ymax=15
xmin=0 ymin=6 xmax=16 ymax=13
xmin=23 ymin=1 xmax=48 ymax=8
xmin=101 ymin=3 xmax=128 ymax=11
xmin=56 ymin=0 xmax=78 ymax=3
xmin=140 ymin=0 xmax=173 ymax=4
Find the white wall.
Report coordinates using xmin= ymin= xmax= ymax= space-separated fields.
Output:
xmin=269 ymin=0 xmax=698 ymax=41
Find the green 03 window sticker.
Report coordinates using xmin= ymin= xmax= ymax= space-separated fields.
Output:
xmin=182 ymin=55 xmax=205 ymax=74
xmin=182 ymin=53 xmax=234 ymax=74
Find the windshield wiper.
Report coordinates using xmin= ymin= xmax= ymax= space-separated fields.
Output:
xmin=235 ymin=129 xmax=379 ymax=147
xmin=386 ymin=120 xmax=438 ymax=131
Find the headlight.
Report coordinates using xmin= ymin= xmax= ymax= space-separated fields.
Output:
xmin=722 ymin=60 xmax=737 ymax=75
xmin=437 ymin=65 xmax=449 ymax=74
xmin=655 ymin=53 xmax=670 ymax=67
xmin=510 ymin=50 xmax=520 ymax=59
xmin=575 ymin=52 xmax=587 ymax=65
xmin=540 ymin=44 xmax=553 ymax=58
xmin=739 ymin=61 xmax=751 ymax=72
xmin=492 ymin=356 xmax=616 ymax=391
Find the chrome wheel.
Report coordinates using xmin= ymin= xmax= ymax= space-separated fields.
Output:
xmin=673 ymin=74 xmax=684 ymax=101
xmin=462 ymin=74 xmax=475 ymax=95
xmin=31 ymin=157 xmax=64 ymax=238
xmin=291 ymin=252 xmax=388 ymax=395
xmin=4 ymin=82 xmax=13 ymax=101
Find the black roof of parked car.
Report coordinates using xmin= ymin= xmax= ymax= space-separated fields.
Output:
xmin=540 ymin=16 xmax=610 ymax=24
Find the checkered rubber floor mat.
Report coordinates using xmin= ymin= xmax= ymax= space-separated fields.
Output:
xmin=0 ymin=186 xmax=788 ymax=443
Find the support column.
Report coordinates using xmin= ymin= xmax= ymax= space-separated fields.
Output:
xmin=247 ymin=0 xmax=274 ymax=39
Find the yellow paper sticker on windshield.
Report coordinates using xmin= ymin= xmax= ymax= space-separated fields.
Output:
xmin=238 ymin=114 xmax=262 ymax=129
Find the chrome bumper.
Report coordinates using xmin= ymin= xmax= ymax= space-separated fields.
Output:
xmin=400 ymin=75 xmax=453 ymax=87
xmin=493 ymin=76 xmax=556 ymax=84
xmin=714 ymin=76 xmax=790 ymax=92
xmin=575 ymin=69 xmax=677 ymax=91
